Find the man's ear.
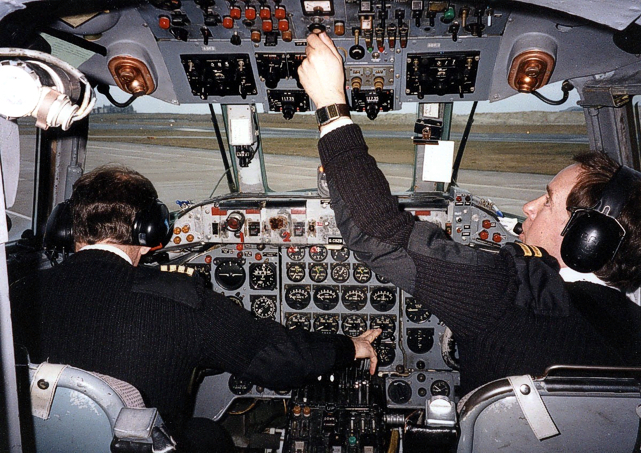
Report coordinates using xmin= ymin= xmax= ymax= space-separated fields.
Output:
xmin=140 ymin=247 xmax=151 ymax=256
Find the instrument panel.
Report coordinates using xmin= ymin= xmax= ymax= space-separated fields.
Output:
xmin=172 ymin=186 xmax=516 ymax=419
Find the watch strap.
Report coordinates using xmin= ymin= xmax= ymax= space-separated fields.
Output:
xmin=316 ymin=103 xmax=351 ymax=128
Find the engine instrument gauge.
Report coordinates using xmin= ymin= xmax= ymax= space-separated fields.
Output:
xmin=251 ymin=295 xmax=277 ymax=320
xmin=370 ymin=286 xmax=397 ymax=312
xmin=341 ymin=286 xmax=368 ymax=311
xmin=430 ymin=379 xmax=451 ymax=397
xmin=309 ymin=245 xmax=328 ymax=262
xmin=214 ymin=259 xmax=246 ymax=290
xmin=301 ymin=0 xmax=334 ymax=16
xmin=376 ymin=343 xmax=396 ymax=367
xmin=286 ymin=262 xmax=306 ymax=282
xmin=313 ymin=285 xmax=339 ymax=310
xmin=405 ymin=297 xmax=431 ymax=324
xmin=228 ymin=375 xmax=253 ymax=395
xmin=406 ymin=328 xmax=435 ymax=354
xmin=286 ymin=312 xmax=311 ymax=331
xmin=370 ymin=315 xmax=396 ymax=340
xmin=284 ymin=285 xmax=311 ymax=310
xmin=309 ymin=263 xmax=328 ymax=283
xmin=341 ymin=314 xmax=367 ymax=337
xmin=330 ymin=263 xmax=350 ymax=283
xmin=331 ymin=246 xmax=350 ymax=262
xmin=388 ymin=380 xmax=412 ymax=405
xmin=227 ymin=295 xmax=244 ymax=308
xmin=249 ymin=262 xmax=277 ymax=290
xmin=313 ymin=313 xmax=339 ymax=334
xmin=286 ymin=246 xmax=306 ymax=261
xmin=353 ymin=263 xmax=372 ymax=284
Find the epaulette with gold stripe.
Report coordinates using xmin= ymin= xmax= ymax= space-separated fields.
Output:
xmin=160 ymin=264 xmax=196 ymax=277
xmin=513 ymin=243 xmax=544 ymax=258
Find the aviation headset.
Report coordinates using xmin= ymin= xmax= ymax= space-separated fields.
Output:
xmin=44 ymin=197 xmax=172 ymax=252
xmin=560 ymin=164 xmax=641 ymax=273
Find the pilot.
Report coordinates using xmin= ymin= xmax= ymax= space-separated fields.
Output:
xmin=10 ymin=164 xmax=381 ymax=452
xmin=298 ymin=32 xmax=641 ymax=395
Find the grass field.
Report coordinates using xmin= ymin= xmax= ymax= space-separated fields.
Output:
xmin=86 ymin=112 xmax=590 ymax=175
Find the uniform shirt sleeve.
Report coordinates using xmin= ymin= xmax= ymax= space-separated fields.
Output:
xmin=318 ymin=124 xmax=526 ymax=340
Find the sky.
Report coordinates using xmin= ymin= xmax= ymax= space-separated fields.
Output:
xmin=95 ymin=80 xmax=582 ymax=115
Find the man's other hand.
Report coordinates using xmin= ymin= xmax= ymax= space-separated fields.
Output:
xmin=298 ymin=32 xmax=347 ymax=108
xmin=351 ymin=329 xmax=382 ymax=375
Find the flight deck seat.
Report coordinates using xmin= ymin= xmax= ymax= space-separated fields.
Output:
xmin=456 ymin=366 xmax=641 ymax=453
xmin=27 ymin=362 xmax=176 ymax=453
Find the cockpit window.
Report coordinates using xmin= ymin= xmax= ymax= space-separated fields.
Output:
xmin=8 ymin=120 xmax=36 ymax=242
xmin=453 ymin=84 xmax=589 ymax=216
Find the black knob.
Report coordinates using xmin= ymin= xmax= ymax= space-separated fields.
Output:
xmin=349 ymin=44 xmax=365 ymax=60
xmin=365 ymin=102 xmax=379 ymax=120
xmin=265 ymin=71 xmax=280 ymax=89
xmin=308 ymin=22 xmax=326 ymax=33
xmin=230 ymin=32 xmax=241 ymax=45
xmin=282 ymin=103 xmax=296 ymax=120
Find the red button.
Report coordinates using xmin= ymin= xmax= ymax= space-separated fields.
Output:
xmin=222 ymin=15 xmax=234 ymax=29
xmin=493 ymin=233 xmax=502 ymax=243
xmin=278 ymin=18 xmax=289 ymax=31
xmin=230 ymin=6 xmax=241 ymax=20
xmin=251 ymin=29 xmax=261 ymax=42
xmin=479 ymin=230 xmax=489 ymax=241
xmin=245 ymin=6 xmax=256 ymax=20
xmin=262 ymin=19 xmax=273 ymax=32
xmin=159 ymin=15 xmax=171 ymax=30
xmin=259 ymin=6 xmax=271 ymax=19
xmin=482 ymin=219 xmax=491 ymax=229
xmin=274 ymin=6 xmax=286 ymax=19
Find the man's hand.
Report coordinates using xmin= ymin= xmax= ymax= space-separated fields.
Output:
xmin=298 ymin=32 xmax=347 ymax=108
xmin=351 ymin=329 xmax=382 ymax=375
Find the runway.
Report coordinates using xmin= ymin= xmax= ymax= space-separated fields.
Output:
xmin=9 ymin=136 xmax=548 ymax=242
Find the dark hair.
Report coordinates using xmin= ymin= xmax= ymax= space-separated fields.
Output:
xmin=71 ymin=164 xmax=158 ymax=245
xmin=566 ymin=152 xmax=641 ymax=292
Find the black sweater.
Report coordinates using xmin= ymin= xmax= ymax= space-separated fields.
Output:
xmin=11 ymin=250 xmax=355 ymax=426
xmin=319 ymin=124 xmax=641 ymax=393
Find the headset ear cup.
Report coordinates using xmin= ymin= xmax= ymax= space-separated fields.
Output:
xmin=132 ymin=199 xmax=171 ymax=247
xmin=44 ymin=201 xmax=74 ymax=252
xmin=561 ymin=210 xmax=624 ymax=273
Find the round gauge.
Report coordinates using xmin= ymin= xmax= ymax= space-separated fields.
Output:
xmin=313 ymin=286 xmax=340 ymax=310
xmin=251 ymin=295 xmax=277 ymax=320
xmin=285 ymin=313 xmax=311 ymax=331
xmin=313 ymin=314 xmax=339 ymax=334
xmin=370 ymin=315 xmax=396 ymax=340
xmin=249 ymin=262 xmax=277 ymax=290
xmin=227 ymin=295 xmax=244 ymax=308
xmin=353 ymin=263 xmax=372 ymax=284
xmin=228 ymin=375 xmax=253 ymax=395
xmin=405 ymin=297 xmax=431 ymax=324
xmin=309 ymin=245 xmax=328 ymax=262
xmin=406 ymin=328 xmax=435 ymax=354
xmin=284 ymin=285 xmax=311 ymax=310
xmin=286 ymin=246 xmax=305 ymax=261
xmin=214 ymin=260 xmax=246 ymax=290
xmin=370 ymin=287 xmax=397 ymax=312
xmin=341 ymin=286 xmax=368 ymax=311
xmin=376 ymin=273 xmax=391 ymax=284
xmin=341 ymin=315 xmax=367 ymax=337
xmin=331 ymin=247 xmax=350 ymax=262
xmin=309 ymin=263 xmax=328 ymax=283
xmin=377 ymin=343 xmax=396 ymax=367
xmin=388 ymin=380 xmax=412 ymax=405
xmin=430 ymin=379 xmax=451 ymax=397
xmin=286 ymin=262 xmax=306 ymax=282
xmin=330 ymin=263 xmax=350 ymax=283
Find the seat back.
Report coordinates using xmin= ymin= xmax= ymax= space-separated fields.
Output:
xmin=28 ymin=362 xmax=173 ymax=453
xmin=457 ymin=366 xmax=641 ymax=453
